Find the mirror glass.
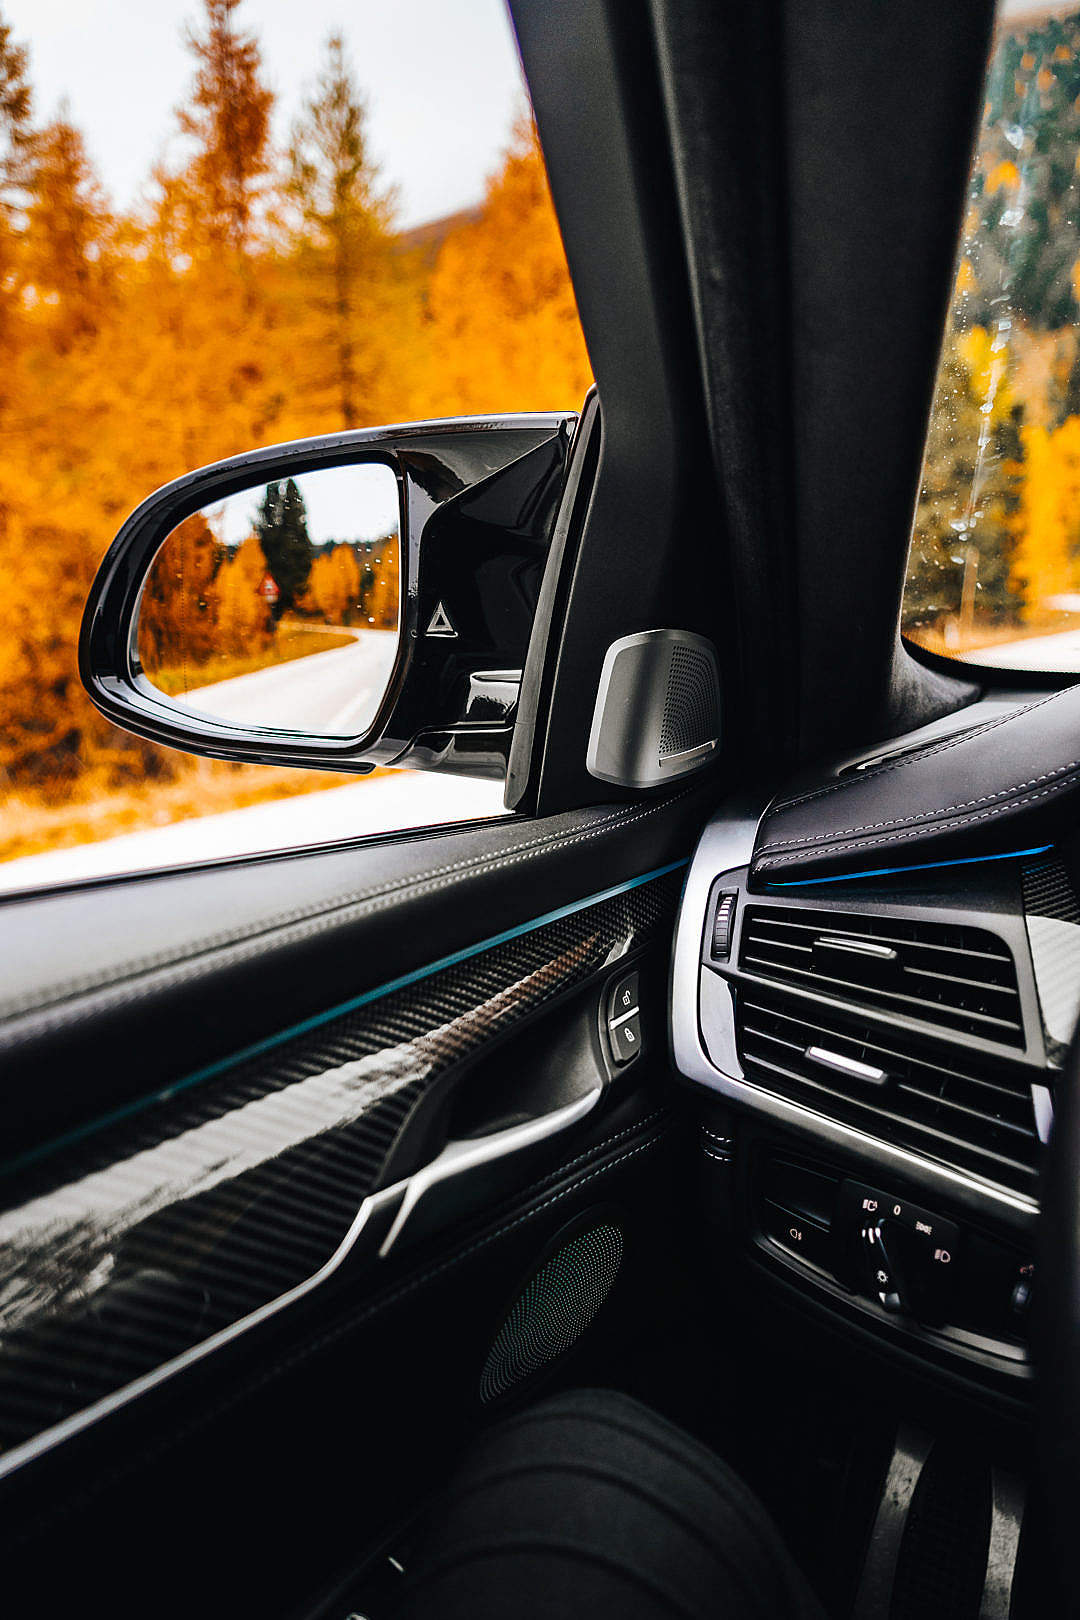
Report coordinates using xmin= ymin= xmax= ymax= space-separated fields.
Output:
xmin=136 ymin=462 xmax=400 ymax=737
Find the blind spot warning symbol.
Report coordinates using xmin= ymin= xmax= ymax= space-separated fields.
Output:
xmin=426 ymin=601 xmax=457 ymax=637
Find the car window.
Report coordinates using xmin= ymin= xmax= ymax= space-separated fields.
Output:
xmin=0 ymin=0 xmax=592 ymax=894
xmin=903 ymin=0 xmax=1080 ymax=674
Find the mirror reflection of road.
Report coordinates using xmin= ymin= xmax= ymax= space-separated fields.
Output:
xmin=175 ymin=627 xmax=398 ymax=734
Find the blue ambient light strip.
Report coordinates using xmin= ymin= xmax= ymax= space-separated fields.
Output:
xmin=766 ymin=845 xmax=1053 ymax=888
xmin=3 ymin=858 xmax=689 ymax=1179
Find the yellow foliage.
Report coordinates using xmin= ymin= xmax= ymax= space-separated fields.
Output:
xmin=423 ymin=117 xmax=593 ymax=416
xmin=1011 ymin=417 xmax=1080 ymax=615
xmin=955 ymin=326 xmax=1013 ymax=420
xmin=985 ymin=159 xmax=1020 ymax=194
xmin=215 ymin=534 xmax=272 ymax=654
xmin=307 ymin=544 xmax=363 ymax=624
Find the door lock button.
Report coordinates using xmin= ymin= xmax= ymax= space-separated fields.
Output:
xmin=607 ymin=972 xmax=641 ymax=1066
xmin=610 ymin=1013 xmax=642 ymax=1064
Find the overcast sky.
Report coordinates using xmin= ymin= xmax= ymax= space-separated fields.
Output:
xmin=215 ymin=464 xmax=399 ymax=550
xmin=4 ymin=0 xmax=530 ymax=230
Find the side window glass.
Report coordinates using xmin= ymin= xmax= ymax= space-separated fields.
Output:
xmin=904 ymin=2 xmax=1080 ymax=675
xmin=0 ymin=0 xmax=592 ymax=892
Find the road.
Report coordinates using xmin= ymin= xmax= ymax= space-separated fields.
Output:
xmin=958 ymin=626 xmax=1080 ymax=673
xmin=0 ymin=774 xmax=506 ymax=895
xmin=179 ymin=627 xmax=399 ymax=734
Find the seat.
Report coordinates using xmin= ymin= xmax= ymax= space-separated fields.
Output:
xmin=398 ymin=1388 xmax=826 ymax=1618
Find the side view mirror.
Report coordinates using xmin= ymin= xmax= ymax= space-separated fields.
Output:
xmin=79 ymin=414 xmax=574 ymax=779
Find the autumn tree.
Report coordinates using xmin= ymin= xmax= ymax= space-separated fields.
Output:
xmin=253 ymin=478 xmax=313 ymax=612
xmin=905 ymin=331 xmax=1021 ymax=642
xmin=216 ymin=533 xmax=270 ymax=653
xmin=288 ymin=35 xmax=389 ymax=426
xmin=424 ymin=115 xmax=592 ymax=415
xmin=283 ymin=32 xmax=420 ymax=431
xmin=361 ymin=536 xmax=399 ymax=629
xmin=177 ymin=0 xmax=272 ymax=254
xmin=0 ymin=9 xmax=32 ymax=359
xmin=23 ymin=111 xmax=113 ymax=349
xmin=138 ymin=511 xmax=222 ymax=677
xmin=307 ymin=542 xmax=361 ymax=623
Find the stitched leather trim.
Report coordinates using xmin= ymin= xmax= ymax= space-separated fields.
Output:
xmin=760 ymin=686 xmax=1068 ymax=824
xmin=758 ymin=755 xmax=1080 ymax=852
xmin=0 ymin=795 xmax=692 ymax=1030
xmin=755 ymin=770 xmax=1080 ymax=869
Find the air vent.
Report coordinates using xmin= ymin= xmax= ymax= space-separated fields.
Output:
xmin=740 ymin=906 xmax=1024 ymax=1048
xmin=736 ymin=986 xmax=1039 ymax=1194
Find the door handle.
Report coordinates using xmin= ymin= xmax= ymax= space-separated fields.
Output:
xmin=378 ymin=1086 xmax=603 ymax=1258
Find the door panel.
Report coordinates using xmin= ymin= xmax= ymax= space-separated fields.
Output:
xmin=0 ymin=790 xmax=708 ymax=1615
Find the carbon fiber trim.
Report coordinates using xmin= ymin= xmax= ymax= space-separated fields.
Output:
xmin=0 ymin=868 xmax=681 ymax=1472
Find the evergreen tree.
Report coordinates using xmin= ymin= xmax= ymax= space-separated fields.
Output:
xmin=253 ymin=478 xmax=313 ymax=612
xmin=287 ymin=32 xmax=401 ymax=428
xmin=178 ymin=0 xmax=272 ymax=253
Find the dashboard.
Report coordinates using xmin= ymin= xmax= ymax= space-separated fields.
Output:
xmin=672 ymin=698 xmax=1080 ymax=1393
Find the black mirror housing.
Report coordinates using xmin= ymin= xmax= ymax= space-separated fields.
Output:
xmin=79 ymin=414 xmax=574 ymax=779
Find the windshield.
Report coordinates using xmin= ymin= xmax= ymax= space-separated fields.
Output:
xmin=903 ymin=1 xmax=1080 ymax=673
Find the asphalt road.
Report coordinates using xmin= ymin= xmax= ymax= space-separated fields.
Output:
xmin=959 ymin=626 xmax=1080 ymax=673
xmin=179 ymin=627 xmax=399 ymax=734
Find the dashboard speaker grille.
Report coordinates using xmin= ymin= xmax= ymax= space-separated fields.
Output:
xmin=740 ymin=905 xmax=1024 ymax=1047
xmin=736 ymin=986 xmax=1039 ymax=1194
xmin=659 ymin=643 xmax=718 ymax=760
xmin=479 ymin=1221 xmax=623 ymax=1403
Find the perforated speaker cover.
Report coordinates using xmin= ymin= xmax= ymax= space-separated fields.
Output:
xmin=479 ymin=1221 xmax=624 ymax=1402
xmin=587 ymin=629 xmax=721 ymax=787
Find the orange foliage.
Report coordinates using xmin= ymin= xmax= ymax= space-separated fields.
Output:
xmin=1011 ymin=417 xmax=1080 ymax=613
xmin=423 ymin=117 xmax=593 ymax=415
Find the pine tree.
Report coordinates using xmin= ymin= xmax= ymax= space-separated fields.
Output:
xmin=178 ymin=0 xmax=272 ymax=253
xmin=253 ymin=478 xmax=313 ymax=613
xmin=286 ymin=33 xmax=405 ymax=428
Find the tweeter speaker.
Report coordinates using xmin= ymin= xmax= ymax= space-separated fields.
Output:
xmin=586 ymin=629 xmax=721 ymax=788
xmin=479 ymin=1221 xmax=624 ymax=1404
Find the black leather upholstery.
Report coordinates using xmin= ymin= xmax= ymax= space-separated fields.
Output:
xmin=399 ymin=1388 xmax=826 ymax=1620
xmin=750 ymin=684 xmax=1080 ymax=885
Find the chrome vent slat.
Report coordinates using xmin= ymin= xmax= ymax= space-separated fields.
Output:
xmin=740 ymin=905 xmax=1024 ymax=1046
xmin=740 ymin=956 xmax=1021 ymax=1037
xmin=743 ymin=1002 xmax=1031 ymax=1118
xmin=903 ymin=965 xmax=1018 ymax=998
xmin=744 ymin=915 xmax=1011 ymax=964
xmin=736 ymin=975 xmax=1039 ymax=1195
xmin=737 ymin=1039 xmax=1036 ymax=1181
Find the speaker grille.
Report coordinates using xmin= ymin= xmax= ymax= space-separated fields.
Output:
xmin=479 ymin=1223 xmax=623 ymax=1403
xmin=659 ymin=644 xmax=718 ymax=759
